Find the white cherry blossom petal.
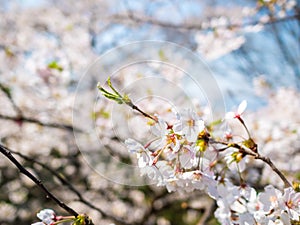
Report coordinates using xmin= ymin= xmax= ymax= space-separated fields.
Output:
xmin=237 ymin=100 xmax=247 ymax=115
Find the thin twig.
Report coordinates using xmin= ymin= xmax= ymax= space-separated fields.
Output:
xmin=255 ymin=154 xmax=292 ymax=188
xmin=210 ymin=139 xmax=292 ymax=188
xmin=130 ymin=104 xmax=158 ymax=122
xmin=98 ymin=80 xmax=157 ymax=122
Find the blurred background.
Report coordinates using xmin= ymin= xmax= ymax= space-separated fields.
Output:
xmin=0 ymin=0 xmax=299 ymax=224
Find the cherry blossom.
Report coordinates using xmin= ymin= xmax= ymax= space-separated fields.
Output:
xmin=1 ymin=0 xmax=299 ymax=224
xmin=173 ymin=109 xmax=205 ymax=142
xmin=282 ymin=187 xmax=300 ymax=220
xmin=178 ymin=145 xmax=196 ymax=169
xmin=225 ymin=149 xmax=248 ymax=172
xmin=125 ymin=138 xmax=153 ymax=168
xmin=225 ymin=100 xmax=247 ymax=120
xmin=258 ymin=185 xmax=283 ymax=214
xmin=32 ymin=209 xmax=56 ymax=225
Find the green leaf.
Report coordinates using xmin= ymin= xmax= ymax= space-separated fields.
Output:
xmin=48 ymin=61 xmax=63 ymax=72
xmin=99 ymin=110 xmax=110 ymax=119
xmin=292 ymin=129 xmax=297 ymax=134
xmin=99 ymin=87 xmax=114 ymax=96
xmin=98 ymin=77 xmax=134 ymax=105
xmin=107 ymin=77 xmax=122 ymax=97
xmin=0 ymin=83 xmax=12 ymax=98
xmin=293 ymin=181 xmax=300 ymax=192
xmin=295 ymin=173 xmax=300 ymax=181
xmin=91 ymin=110 xmax=110 ymax=120
xmin=158 ymin=49 xmax=167 ymax=61
xmin=210 ymin=119 xmax=222 ymax=127
xmin=207 ymin=118 xmax=222 ymax=132
xmin=107 ymin=76 xmax=112 ymax=87
xmin=5 ymin=47 xmax=14 ymax=57
xmin=73 ymin=215 xmax=85 ymax=225
xmin=242 ymin=138 xmax=257 ymax=152
xmin=103 ymin=93 xmax=119 ymax=101
xmin=122 ymin=94 xmax=132 ymax=104
xmin=231 ymin=151 xmax=243 ymax=163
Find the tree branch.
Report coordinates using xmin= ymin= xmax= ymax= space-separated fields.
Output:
xmin=0 ymin=114 xmax=82 ymax=132
xmin=0 ymin=83 xmax=82 ymax=133
xmin=255 ymin=154 xmax=292 ymax=188
xmin=0 ymin=144 xmax=79 ymax=217
xmin=210 ymin=139 xmax=292 ymax=188
xmin=111 ymin=13 xmax=300 ymax=31
xmin=7 ymin=147 xmax=132 ymax=225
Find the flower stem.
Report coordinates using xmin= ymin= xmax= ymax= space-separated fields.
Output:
xmin=238 ymin=117 xmax=251 ymax=139
xmin=53 ymin=218 xmax=75 ymax=225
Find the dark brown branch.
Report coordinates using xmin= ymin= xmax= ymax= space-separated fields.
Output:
xmin=8 ymin=148 xmax=132 ymax=225
xmin=0 ymin=144 xmax=79 ymax=217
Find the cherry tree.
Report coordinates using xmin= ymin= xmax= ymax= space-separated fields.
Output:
xmin=0 ymin=0 xmax=299 ymax=224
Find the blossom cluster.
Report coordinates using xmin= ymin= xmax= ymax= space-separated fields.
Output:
xmin=215 ymin=183 xmax=300 ymax=225
xmin=125 ymin=102 xmax=247 ymax=193
xmin=125 ymin=108 xmax=218 ymax=194
xmin=124 ymin=100 xmax=300 ymax=224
